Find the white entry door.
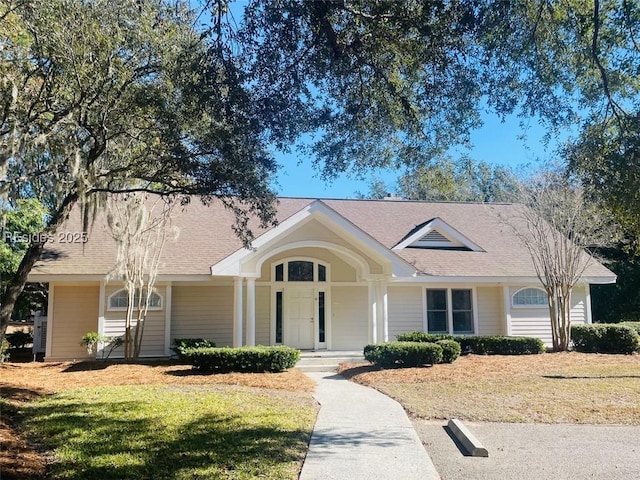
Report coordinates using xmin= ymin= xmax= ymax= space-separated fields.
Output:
xmin=286 ymin=287 xmax=315 ymax=349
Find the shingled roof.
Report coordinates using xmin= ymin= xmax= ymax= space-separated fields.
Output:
xmin=31 ymin=197 xmax=615 ymax=281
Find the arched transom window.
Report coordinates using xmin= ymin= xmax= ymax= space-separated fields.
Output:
xmin=274 ymin=260 xmax=327 ymax=282
xmin=108 ymin=288 xmax=162 ymax=310
xmin=512 ymin=287 xmax=547 ymax=307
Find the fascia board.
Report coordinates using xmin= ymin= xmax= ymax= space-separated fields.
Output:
xmin=211 ymin=200 xmax=417 ymax=278
xmin=210 ymin=202 xmax=317 ymax=276
xmin=390 ymin=275 xmax=617 ymax=285
xmin=310 ymin=204 xmax=416 ymax=277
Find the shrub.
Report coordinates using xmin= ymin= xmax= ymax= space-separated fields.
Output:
xmin=172 ymin=338 xmax=216 ymax=360
xmin=395 ymin=331 xmax=545 ymax=355
xmin=396 ymin=332 xmax=454 ymax=342
xmin=620 ymin=322 xmax=640 ymax=336
xmin=80 ymin=332 xmax=102 ymax=355
xmin=6 ymin=328 xmax=33 ymax=349
xmin=437 ymin=339 xmax=461 ymax=363
xmin=80 ymin=332 xmax=123 ymax=360
xmin=364 ymin=342 xmax=443 ymax=368
xmin=457 ymin=336 xmax=545 ymax=355
xmin=181 ymin=346 xmax=300 ymax=373
xmin=571 ymin=324 xmax=640 ymax=354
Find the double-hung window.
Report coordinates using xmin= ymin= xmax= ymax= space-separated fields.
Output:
xmin=426 ymin=288 xmax=474 ymax=334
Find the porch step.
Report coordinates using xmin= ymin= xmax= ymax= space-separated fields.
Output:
xmin=295 ymin=351 xmax=367 ymax=372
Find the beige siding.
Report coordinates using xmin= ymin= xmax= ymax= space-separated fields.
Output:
xmin=388 ymin=286 xmax=424 ymax=340
xmin=104 ymin=285 xmax=166 ymax=357
xmin=331 ymin=286 xmax=368 ymax=350
xmin=570 ymin=285 xmax=588 ymax=325
xmin=49 ymin=285 xmax=99 ymax=359
xmin=477 ymin=287 xmax=505 ymax=336
xmin=508 ymin=287 xmax=553 ymax=345
xmin=255 ymin=286 xmax=271 ymax=345
xmin=171 ymin=285 xmax=233 ymax=346
xmin=258 ymin=247 xmax=357 ymax=282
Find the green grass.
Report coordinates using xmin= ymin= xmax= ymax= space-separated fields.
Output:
xmin=20 ymin=385 xmax=317 ymax=479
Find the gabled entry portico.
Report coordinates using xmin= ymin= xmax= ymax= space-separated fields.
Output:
xmin=214 ymin=200 xmax=416 ymax=350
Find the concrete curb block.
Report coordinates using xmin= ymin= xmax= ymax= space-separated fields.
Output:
xmin=448 ymin=419 xmax=489 ymax=457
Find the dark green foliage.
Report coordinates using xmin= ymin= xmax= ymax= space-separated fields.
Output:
xmin=396 ymin=332 xmax=454 ymax=342
xmin=396 ymin=332 xmax=545 ymax=355
xmin=181 ymin=346 xmax=300 ymax=373
xmin=436 ymin=340 xmax=461 ymax=363
xmin=571 ymin=324 xmax=640 ymax=354
xmin=171 ymin=338 xmax=216 ymax=360
xmin=456 ymin=336 xmax=546 ymax=355
xmin=396 ymin=157 xmax=520 ymax=203
xmin=364 ymin=342 xmax=444 ymax=369
xmin=589 ymin=247 xmax=640 ymax=323
xmin=620 ymin=322 xmax=640 ymax=336
xmin=5 ymin=328 xmax=33 ymax=349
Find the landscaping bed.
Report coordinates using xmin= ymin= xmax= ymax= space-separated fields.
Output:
xmin=338 ymin=352 xmax=640 ymax=424
xmin=0 ymin=361 xmax=317 ymax=479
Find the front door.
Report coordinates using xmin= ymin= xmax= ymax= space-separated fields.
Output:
xmin=286 ymin=287 xmax=315 ymax=349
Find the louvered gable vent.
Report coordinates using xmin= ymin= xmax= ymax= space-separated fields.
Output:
xmin=419 ymin=230 xmax=450 ymax=243
xmin=392 ymin=217 xmax=484 ymax=252
xmin=410 ymin=228 xmax=464 ymax=249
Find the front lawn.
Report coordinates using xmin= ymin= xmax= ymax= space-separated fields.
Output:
xmin=339 ymin=352 xmax=640 ymax=424
xmin=1 ymin=362 xmax=317 ymax=480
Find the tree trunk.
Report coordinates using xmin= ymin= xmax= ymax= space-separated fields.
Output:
xmin=124 ymin=292 xmax=135 ymax=359
xmin=558 ymin=288 xmax=572 ymax=351
xmin=0 ymin=192 xmax=79 ymax=345
xmin=548 ymin=286 xmax=561 ymax=352
xmin=133 ymin=312 xmax=145 ymax=358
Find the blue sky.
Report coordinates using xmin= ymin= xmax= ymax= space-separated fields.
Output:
xmin=272 ymin=111 xmax=564 ymax=198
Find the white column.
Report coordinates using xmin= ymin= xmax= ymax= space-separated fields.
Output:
xmin=164 ymin=282 xmax=173 ymax=356
xmin=246 ymin=277 xmax=256 ymax=346
xmin=380 ymin=281 xmax=389 ymax=342
xmin=585 ymin=284 xmax=593 ymax=325
xmin=233 ymin=277 xmax=244 ymax=347
xmin=45 ymin=283 xmax=55 ymax=360
xmin=503 ymin=286 xmax=512 ymax=336
xmin=97 ymin=280 xmax=106 ymax=356
xmin=368 ymin=280 xmax=378 ymax=344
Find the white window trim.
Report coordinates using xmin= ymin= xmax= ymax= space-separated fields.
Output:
xmin=511 ymin=287 xmax=548 ymax=309
xmin=107 ymin=287 xmax=163 ymax=311
xmin=425 ymin=287 xmax=477 ymax=335
xmin=271 ymin=257 xmax=330 ymax=283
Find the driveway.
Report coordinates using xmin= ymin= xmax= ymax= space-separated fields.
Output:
xmin=414 ymin=420 xmax=640 ymax=480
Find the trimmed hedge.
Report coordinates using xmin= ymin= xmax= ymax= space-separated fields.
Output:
xmin=396 ymin=332 xmax=454 ymax=343
xmin=364 ymin=342 xmax=443 ymax=368
xmin=396 ymin=332 xmax=545 ymax=355
xmin=181 ymin=346 xmax=300 ymax=373
xmin=620 ymin=322 xmax=640 ymax=336
xmin=571 ymin=324 xmax=640 ymax=354
xmin=172 ymin=338 xmax=216 ymax=360
xmin=457 ymin=336 xmax=545 ymax=355
xmin=437 ymin=339 xmax=461 ymax=363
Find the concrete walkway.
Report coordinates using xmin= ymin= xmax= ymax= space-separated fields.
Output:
xmin=300 ymin=372 xmax=440 ymax=480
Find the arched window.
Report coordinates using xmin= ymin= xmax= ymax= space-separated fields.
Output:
xmin=108 ymin=288 xmax=162 ymax=310
xmin=512 ymin=287 xmax=547 ymax=307
xmin=273 ymin=260 xmax=328 ymax=282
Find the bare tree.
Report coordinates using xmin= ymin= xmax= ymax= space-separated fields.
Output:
xmin=508 ymin=172 xmax=617 ymax=351
xmin=106 ymin=193 xmax=177 ymax=359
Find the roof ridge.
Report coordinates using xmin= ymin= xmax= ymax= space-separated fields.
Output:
xmin=277 ymin=196 xmax=515 ymax=206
